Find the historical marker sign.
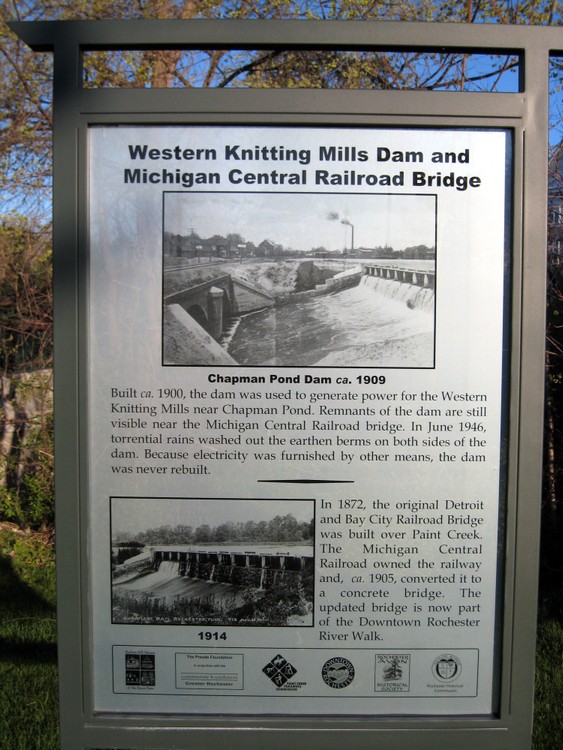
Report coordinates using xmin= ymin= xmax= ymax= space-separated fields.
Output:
xmin=90 ymin=124 xmax=507 ymax=717
xmin=11 ymin=19 xmax=555 ymax=750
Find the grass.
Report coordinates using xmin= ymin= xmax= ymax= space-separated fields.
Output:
xmin=532 ymin=541 xmax=563 ymax=750
xmin=0 ymin=525 xmax=561 ymax=750
xmin=0 ymin=526 xmax=58 ymax=750
xmin=534 ymin=608 xmax=563 ymax=748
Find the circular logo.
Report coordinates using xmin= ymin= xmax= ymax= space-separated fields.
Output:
xmin=432 ymin=654 xmax=462 ymax=682
xmin=321 ymin=657 xmax=355 ymax=689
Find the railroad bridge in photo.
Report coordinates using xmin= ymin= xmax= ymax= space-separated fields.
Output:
xmin=164 ymin=273 xmax=275 ymax=339
xmin=363 ymin=263 xmax=436 ymax=289
xmin=152 ymin=544 xmax=314 ymax=573
xmin=112 ymin=542 xmax=314 ymax=595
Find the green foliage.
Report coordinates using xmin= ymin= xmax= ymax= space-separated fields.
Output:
xmin=0 ymin=215 xmax=53 ymax=531
xmin=3 ymin=414 xmax=55 ymax=529
xmin=0 ymin=526 xmax=55 ymax=588
xmin=0 ymin=215 xmax=52 ymax=373
xmin=0 ymin=372 xmax=54 ymax=531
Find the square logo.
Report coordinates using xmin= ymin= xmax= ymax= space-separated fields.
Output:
xmin=125 ymin=652 xmax=155 ymax=688
xmin=262 ymin=654 xmax=298 ymax=687
xmin=375 ymin=654 xmax=411 ymax=693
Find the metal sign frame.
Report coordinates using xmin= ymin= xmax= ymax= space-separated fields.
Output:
xmin=11 ymin=19 xmax=560 ymax=750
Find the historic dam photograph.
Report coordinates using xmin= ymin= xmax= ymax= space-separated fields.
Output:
xmin=162 ymin=191 xmax=436 ymax=368
xmin=111 ymin=497 xmax=315 ymax=627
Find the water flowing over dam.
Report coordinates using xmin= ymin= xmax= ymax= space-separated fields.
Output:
xmin=226 ymin=272 xmax=435 ymax=368
xmin=361 ymin=275 xmax=434 ymax=312
xmin=112 ymin=545 xmax=314 ymax=627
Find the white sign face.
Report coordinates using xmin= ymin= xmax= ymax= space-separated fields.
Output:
xmin=87 ymin=125 xmax=509 ymax=717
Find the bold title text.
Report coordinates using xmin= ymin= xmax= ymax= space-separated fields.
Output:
xmin=123 ymin=142 xmax=482 ymax=192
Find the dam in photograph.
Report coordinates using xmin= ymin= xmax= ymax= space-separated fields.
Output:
xmin=112 ymin=544 xmax=315 ymax=626
xmin=163 ymin=260 xmax=435 ymax=368
xmin=226 ymin=268 xmax=435 ymax=368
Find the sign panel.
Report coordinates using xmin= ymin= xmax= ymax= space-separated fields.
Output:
xmin=88 ymin=125 xmax=509 ymax=717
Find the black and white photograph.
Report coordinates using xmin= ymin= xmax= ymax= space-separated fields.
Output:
xmin=162 ymin=192 xmax=436 ymax=368
xmin=111 ymin=497 xmax=315 ymax=627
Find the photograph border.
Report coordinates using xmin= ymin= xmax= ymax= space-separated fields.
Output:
xmin=161 ymin=189 xmax=438 ymax=370
xmin=110 ymin=495 xmax=316 ymax=628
